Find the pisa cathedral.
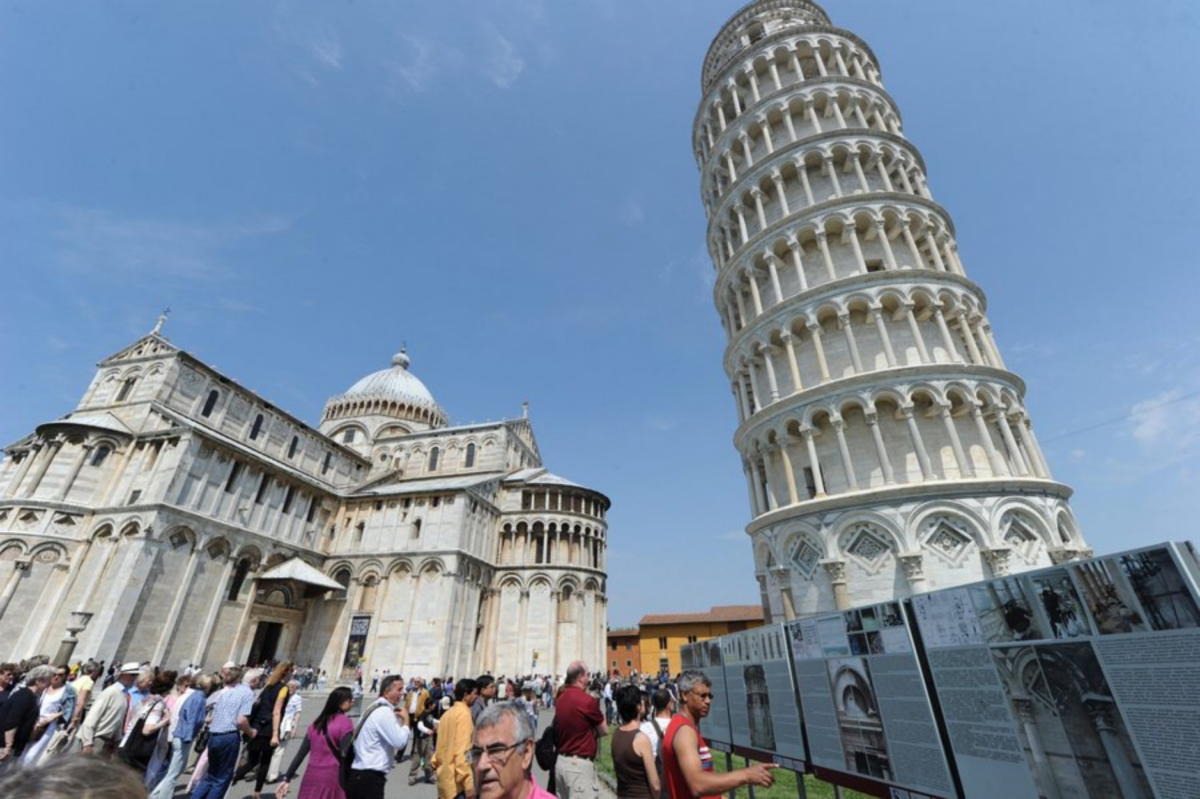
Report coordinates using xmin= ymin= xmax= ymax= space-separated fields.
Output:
xmin=696 ymin=1 xmax=1092 ymax=618
xmin=0 ymin=327 xmax=609 ymax=678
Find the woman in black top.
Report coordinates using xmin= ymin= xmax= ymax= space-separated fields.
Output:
xmin=612 ymin=684 xmax=661 ymax=799
xmin=235 ymin=661 xmax=293 ymax=798
xmin=0 ymin=665 xmax=55 ymax=762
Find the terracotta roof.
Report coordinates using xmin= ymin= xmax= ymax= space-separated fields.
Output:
xmin=638 ymin=604 xmax=764 ymax=627
xmin=607 ymin=627 xmax=639 ymax=637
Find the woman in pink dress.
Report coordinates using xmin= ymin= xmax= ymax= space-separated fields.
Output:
xmin=276 ymin=687 xmax=355 ymax=799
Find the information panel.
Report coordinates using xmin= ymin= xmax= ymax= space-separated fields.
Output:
xmin=788 ymin=602 xmax=955 ymax=798
xmin=680 ymin=639 xmax=732 ymax=750
xmin=718 ymin=624 xmax=807 ymax=769
xmin=911 ymin=542 xmax=1200 ymax=799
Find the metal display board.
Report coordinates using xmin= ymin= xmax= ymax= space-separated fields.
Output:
xmin=717 ymin=623 xmax=808 ymax=771
xmin=681 ymin=638 xmax=733 ymax=750
xmin=787 ymin=601 xmax=956 ymax=799
xmin=910 ymin=541 xmax=1200 ymax=799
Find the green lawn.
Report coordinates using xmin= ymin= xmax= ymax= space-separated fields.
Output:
xmin=595 ymin=734 xmax=868 ymax=799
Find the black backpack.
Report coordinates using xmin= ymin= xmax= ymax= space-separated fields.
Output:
xmin=534 ymin=722 xmax=557 ymax=771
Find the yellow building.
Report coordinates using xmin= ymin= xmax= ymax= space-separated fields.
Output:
xmin=636 ymin=605 xmax=764 ymax=676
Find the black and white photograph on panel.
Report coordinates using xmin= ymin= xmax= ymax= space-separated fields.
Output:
xmin=1070 ymin=556 xmax=1151 ymax=635
xmin=968 ymin=576 xmax=1047 ymax=643
xmin=826 ymin=656 xmax=893 ymax=783
xmin=990 ymin=642 xmax=1153 ymax=799
xmin=1114 ymin=547 xmax=1200 ymax=631
xmin=743 ymin=664 xmax=776 ymax=751
xmin=1027 ymin=568 xmax=1094 ymax=640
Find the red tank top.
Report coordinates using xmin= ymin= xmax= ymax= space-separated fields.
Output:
xmin=661 ymin=714 xmax=720 ymax=799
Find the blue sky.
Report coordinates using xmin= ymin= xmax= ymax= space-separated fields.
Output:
xmin=1 ymin=1 xmax=1198 ymax=627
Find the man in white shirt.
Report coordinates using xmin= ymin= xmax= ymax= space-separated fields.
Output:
xmin=348 ymin=674 xmax=411 ymax=799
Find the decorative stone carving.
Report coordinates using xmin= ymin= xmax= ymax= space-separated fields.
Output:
xmin=981 ymin=547 xmax=1012 ymax=577
xmin=821 ymin=559 xmax=847 ymax=584
xmin=898 ymin=553 xmax=924 ymax=582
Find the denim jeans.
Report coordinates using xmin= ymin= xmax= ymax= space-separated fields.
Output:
xmin=190 ymin=731 xmax=240 ymax=799
xmin=149 ymin=737 xmax=189 ymax=799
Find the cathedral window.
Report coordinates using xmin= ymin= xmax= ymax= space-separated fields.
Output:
xmin=227 ymin=558 xmax=251 ymax=600
xmin=355 ymin=521 xmax=364 ymax=541
xmin=90 ymin=445 xmax=112 ymax=467
xmin=412 ymin=518 xmax=421 ymax=539
xmin=224 ymin=461 xmax=243 ymax=493
xmin=201 ymin=390 xmax=219 ymax=418
xmin=306 ymin=497 xmax=318 ymax=523
xmin=429 ymin=447 xmax=439 ymax=471
xmin=432 ymin=496 xmax=440 ymax=508
xmin=115 ymin=378 xmax=136 ymax=402
xmin=249 ymin=414 xmax=263 ymax=440
xmin=342 ymin=428 xmax=356 ymax=444
xmin=321 ymin=453 xmax=332 ymax=475
xmin=288 ymin=436 xmax=299 ymax=459
xmin=465 ymin=443 xmax=476 ymax=468
xmin=255 ymin=474 xmax=271 ymax=504
xmin=282 ymin=485 xmax=296 ymax=513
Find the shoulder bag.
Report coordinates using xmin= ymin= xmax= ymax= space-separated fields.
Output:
xmin=337 ymin=702 xmax=386 ymax=790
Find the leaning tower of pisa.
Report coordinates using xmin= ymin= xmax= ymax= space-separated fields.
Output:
xmin=695 ymin=0 xmax=1091 ymax=619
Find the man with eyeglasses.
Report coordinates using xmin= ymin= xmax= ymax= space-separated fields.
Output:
xmin=662 ymin=670 xmax=776 ymax=799
xmin=470 ymin=702 xmax=555 ymax=799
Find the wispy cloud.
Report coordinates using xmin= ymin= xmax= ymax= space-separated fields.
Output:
xmin=643 ymin=415 xmax=678 ymax=432
xmin=1130 ymin=388 xmax=1200 ymax=456
xmin=386 ymin=35 xmax=441 ymax=92
xmin=481 ymin=24 xmax=524 ymax=89
xmin=618 ymin=197 xmax=644 ymax=226
xmin=310 ymin=30 xmax=343 ymax=69
xmin=52 ymin=207 xmax=290 ymax=281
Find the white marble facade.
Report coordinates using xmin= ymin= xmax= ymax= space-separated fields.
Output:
xmin=695 ymin=1 xmax=1091 ymax=618
xmin=0 ymin=332 xmax=608 ymax=679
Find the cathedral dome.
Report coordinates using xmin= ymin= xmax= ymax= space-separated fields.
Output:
xmin=321 ymin=348 xmax=448 ymax=435
xmin=343 ymin=350 xmax=438 ymax=409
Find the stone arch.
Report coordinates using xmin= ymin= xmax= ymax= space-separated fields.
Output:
xmin=498 ymin=574 xmax=524 ymax=591
xmin=357 ymin=559 xmax=385 ymax=580
xmin=234 ymin=545 xmax=262 ymax=567
xmin=118 ymin=520 xmax=141 ymax=537
xmin=831 ymin=512 xmax=902 ymax=570
xmin=418 ymin=557 xmax=445 ymax=575
xmin=326 ymin=559 xmax=354 ymax=579
xmin=386 ymin=557 xmax=415 ymax=576
xmin=908 ymin=501 xmax=987 ymax=565
xmin=0 ymin=539 xmax=28 ymax=560
xmin=991 ymin=500 xmax=1052 ymax=560
xmin=205 ymin=537 xmax=232 ymax=559
xmin=90 ymin=521 xmax=116 ymax=540
xmin=1053 ymin=507 xmax=1078 ymax=545
xmin=27 ymin=542 xmax=67 ymax=566
xmin=778 ymin=523 xmax=824 ymax=576
xmin=165 ymin=525 xmax=197 ymax=551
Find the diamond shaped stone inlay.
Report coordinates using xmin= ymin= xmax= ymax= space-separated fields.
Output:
xmin=847 ymin=527 xmax=890 ymax=563
xmin=789 ymin=539 xmax=820 ymax=575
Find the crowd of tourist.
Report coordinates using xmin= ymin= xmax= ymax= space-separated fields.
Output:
xmin=0 ymin=655 xmax=779 ymax=799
